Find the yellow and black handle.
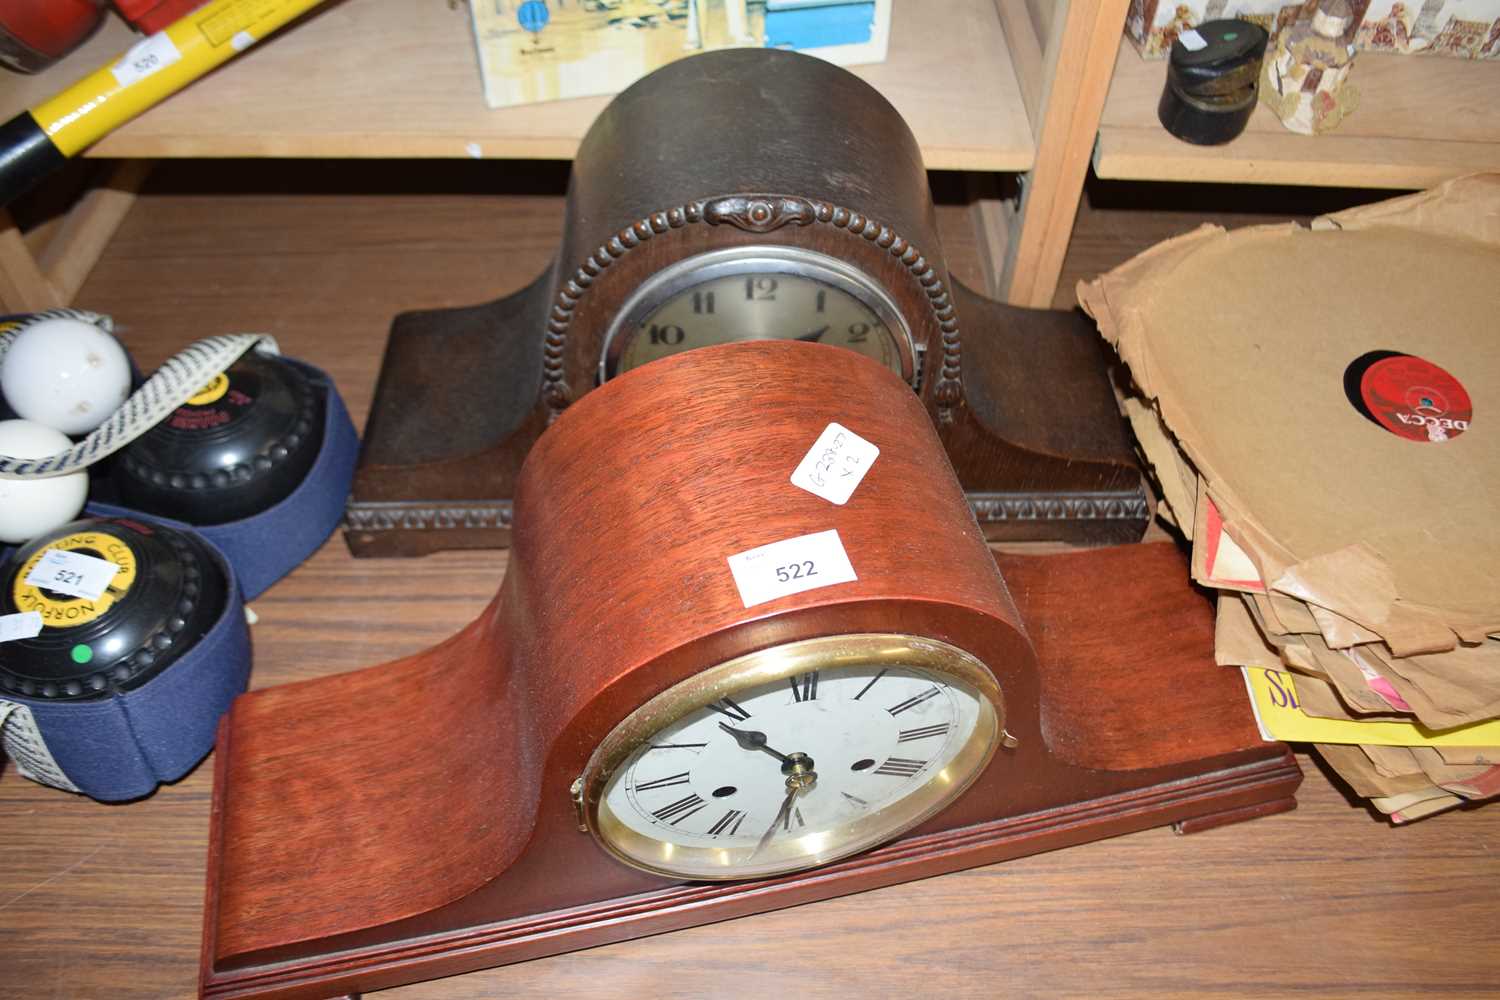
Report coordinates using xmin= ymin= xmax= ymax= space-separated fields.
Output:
xmin=0 ymin=0 xmax=327 ymax=207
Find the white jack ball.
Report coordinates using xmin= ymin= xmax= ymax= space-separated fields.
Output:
xmin=0 ymin=419 xmax=88 ymax=545
xmin=1 ymin=317 xmax=132 ymax=435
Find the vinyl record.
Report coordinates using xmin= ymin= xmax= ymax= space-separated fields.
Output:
xmin=1343 ymin=350 xmax=1472 ymax=443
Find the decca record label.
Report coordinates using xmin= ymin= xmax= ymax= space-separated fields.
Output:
xmin=1345 ymin=351 xmax=1472 ymax=444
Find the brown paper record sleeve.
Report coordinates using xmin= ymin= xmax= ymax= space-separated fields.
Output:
xmin=1079 ymin=174 xmax=1500 ymax=654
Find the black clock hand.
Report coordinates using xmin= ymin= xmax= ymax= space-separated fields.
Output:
xmin=753 ymin=782 xmax=803 ymax=857
xmin=717 ymin=722 xmax=793 ymax=764
xmin=795 ymin=325 xmax=831 ymax=343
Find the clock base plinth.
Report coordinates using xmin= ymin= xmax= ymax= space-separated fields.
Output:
xmin=203 ymin=754 xmax=1296 ymax=1000
xmin=1173 ymin=795 xmax=1299 ymax=835
xmin=341 ymin=273 xmax=550 ymax=558
xmin=199 ymin=542 xmax=1300 ymax=1000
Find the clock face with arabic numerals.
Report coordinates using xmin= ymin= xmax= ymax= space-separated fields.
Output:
xmin=598 ymin=246 xmax=917 ymax=386
xmin=579 ymin=634 xmax=1002 ymax=880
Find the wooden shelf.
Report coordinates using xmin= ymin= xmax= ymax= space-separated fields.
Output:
xmin=0 ymin=0 xmax=1034 ymax=172
xmin=1095 ymin=41 xmax=1500 ymax=188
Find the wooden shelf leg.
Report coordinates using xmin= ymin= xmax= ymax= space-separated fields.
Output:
xmin=967 ymin=171 xmax=1015 ymax=301
xmin=38 ymin=160 xmax=153 ymax=306
xmin=991 ymin=0 xmax=1133 ymax=307
xmin=0 ymin=208 xmax=62 ymax=313
xmin=0 ymin=160 xmax=151 ymax=314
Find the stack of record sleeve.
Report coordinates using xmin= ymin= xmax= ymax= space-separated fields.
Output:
xmin=1078 ymin=175 xmax=1500 ymax=822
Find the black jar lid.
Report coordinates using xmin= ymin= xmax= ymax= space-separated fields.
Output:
xmin=1167 ymin=19 xmax=1270 ymax=97
xmin=1160 ymin=19 xmax=1269 ymax=145
xmin=116 ymin=352 xmax=324 ymax=525
xmin=0 ymin=517 xmax=228 ymax=701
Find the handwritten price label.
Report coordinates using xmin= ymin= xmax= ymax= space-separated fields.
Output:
xmin=726 ymin=529 xmax=857 ymax=609
xmin=111 ymin=31 xmax=183 ymax=88
xmin=0 ymin=612 xmax=43 ymax=643
xmin=23 ymin=549 xmax=120 ymax=601
xmin=790 ymin=422 xmax=879 ymax=505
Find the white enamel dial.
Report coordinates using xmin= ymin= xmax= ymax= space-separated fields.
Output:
xmin=583 ymin=635 xmax=1002 ymax=880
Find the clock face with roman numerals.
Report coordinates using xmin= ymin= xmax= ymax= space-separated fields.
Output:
xmin=582 ymin=634 xmax=1001 ymax=880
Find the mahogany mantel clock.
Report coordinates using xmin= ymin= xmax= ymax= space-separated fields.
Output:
xmin=343 ymin=48 xmax=1151 ymax=557
xmin=201 ymin=342 xmax=1299 ymax=1000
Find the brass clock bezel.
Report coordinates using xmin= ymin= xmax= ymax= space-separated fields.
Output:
xmin=596 ymin=246 xmax=919 ymax=386
xmin=577 ymin=633 xmax=1003 ymax=881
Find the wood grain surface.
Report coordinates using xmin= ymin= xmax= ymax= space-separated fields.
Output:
xmin=1 ymin=162 xmax=1497 ymax=999
xmin=203 ymin=338 xmax=1290 ymax=997
xmin=0 ymin=0 xmax=1033 ymax=172
xmin=1095 ymin=43 xmax=1500 ymax=188
xmin=211 ymin=335 xmax=1046 ymax=963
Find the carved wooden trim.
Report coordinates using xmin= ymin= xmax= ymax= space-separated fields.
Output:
xmin=968 ymin=491 xmax=1152 ymax=524
xmin=344 ymin=500 xmax=514 ymax=533
xmin=344 ymin=492 xmax=1144 ymax=539
xmin=542 ymin=194 xmax=963 ymax=416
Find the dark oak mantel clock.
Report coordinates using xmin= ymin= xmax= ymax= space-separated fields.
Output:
xmin=343 ymin=48 xmax=1151 ymax=557
xmin=201 ymin=342 xmax=1300 ymax=1000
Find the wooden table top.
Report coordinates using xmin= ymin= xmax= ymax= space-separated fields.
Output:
xmin=1 ymin=162 xmax=1496 ymax=999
